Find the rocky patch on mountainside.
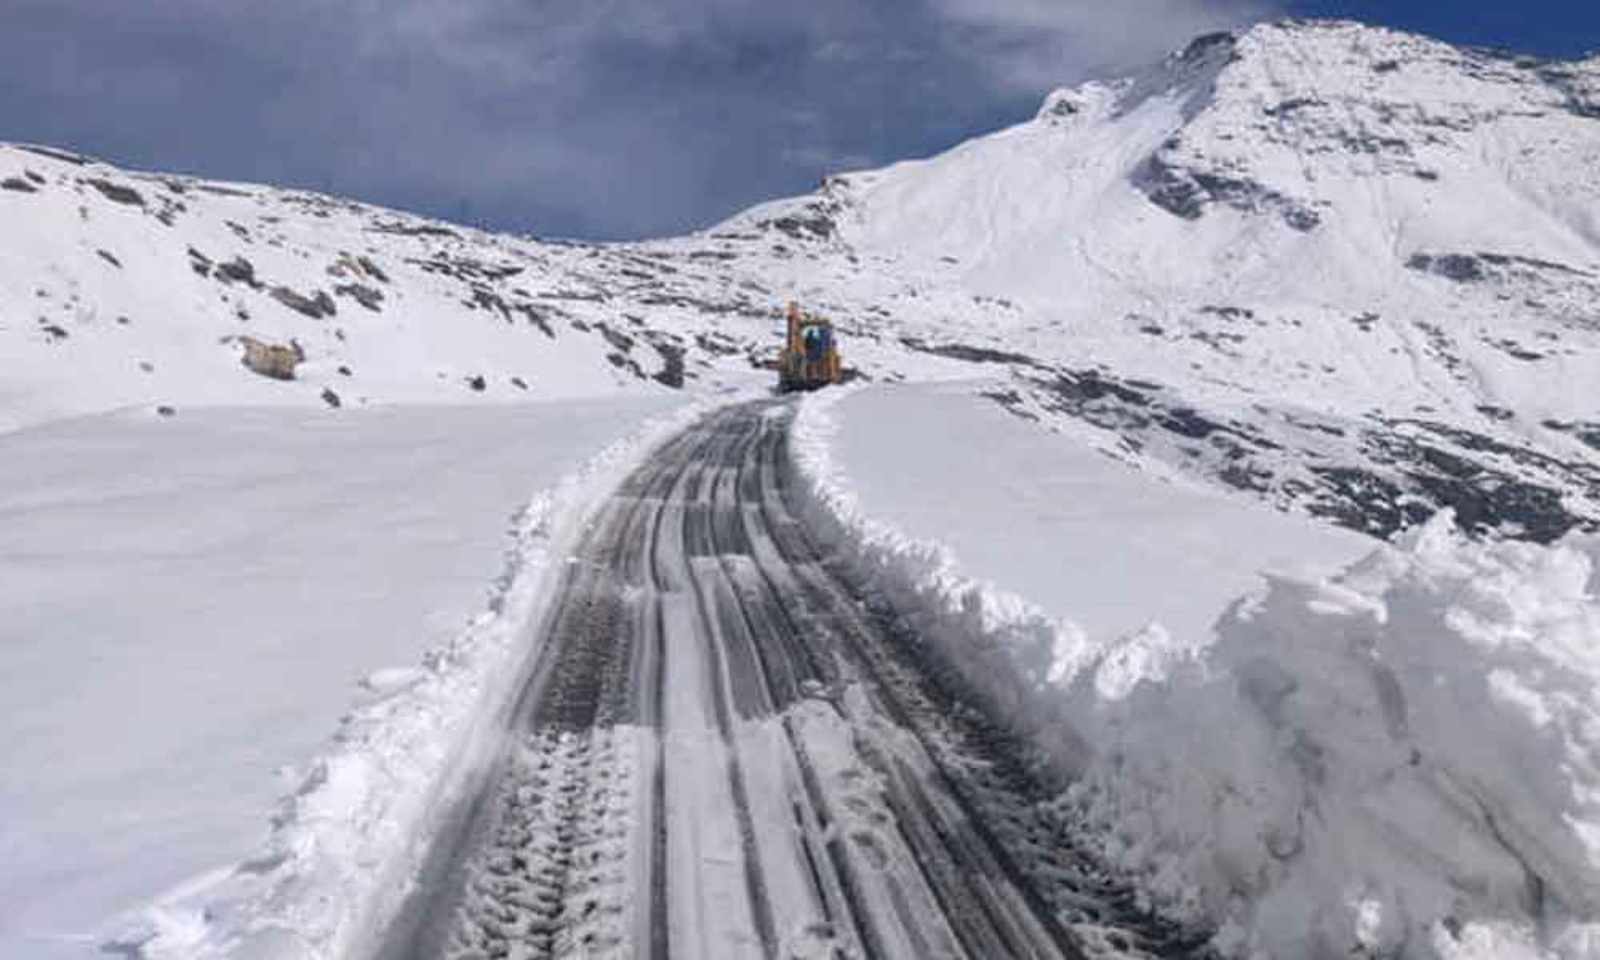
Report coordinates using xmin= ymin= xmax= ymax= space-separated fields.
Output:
xmin=1135 ymin=147 xmax=1324 ymax=231
xmin=982 ymin=365 xmax=1600 ymax=543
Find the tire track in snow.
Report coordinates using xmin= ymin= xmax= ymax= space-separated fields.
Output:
xmin=385 ymin=400 xmax=1214 ymax=960
xmin=742 ymin=413 xmax=1083 ymax=960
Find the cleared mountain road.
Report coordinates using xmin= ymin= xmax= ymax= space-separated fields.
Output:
xmin=383 ymin=400 xmax=1209 ymax=960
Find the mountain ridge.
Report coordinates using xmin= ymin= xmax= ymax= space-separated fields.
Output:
xmin=2 ymin=17 xmax=1597 ymax=542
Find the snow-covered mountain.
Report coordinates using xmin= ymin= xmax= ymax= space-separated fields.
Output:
xmin=742 ymin=19 xmax=1600 ymax=543
xmin=0 ymin=142 xmax=780 ymax=427
xmin=4 ymin=18 xmax=1597 ymax=543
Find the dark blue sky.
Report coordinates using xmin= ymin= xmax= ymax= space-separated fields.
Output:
xmin=0 ymin=1 xmax=1594 ymax=240
xmin=1291 ymin=1 xmax=1600 ymax=60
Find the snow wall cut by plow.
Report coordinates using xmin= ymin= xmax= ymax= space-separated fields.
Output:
xmin=790 ymin=386 xmax=1600 ymax=960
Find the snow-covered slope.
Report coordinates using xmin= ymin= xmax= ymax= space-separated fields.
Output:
xmin=5 ymin=19 xmax=1597 ymax=543
xmin=0 ymin=143 xmax=786 ymax=430
xmin=726 ymin=20 xmax=1600 ymax=542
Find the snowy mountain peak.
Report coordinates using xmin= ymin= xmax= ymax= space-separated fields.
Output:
xmin=1126 ymin=18 xmax=1600 ymax=239
xmin=715 ymin=19 xmax=1600 ymax=542
xmin=809 ymin=17 xmax=1600 ymax=344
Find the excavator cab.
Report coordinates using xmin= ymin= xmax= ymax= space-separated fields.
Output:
xmin=778 ymin=301 xmax=843 ymax=393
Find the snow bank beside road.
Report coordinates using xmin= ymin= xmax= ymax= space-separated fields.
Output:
xmin=123 ymin=397 xmax=710 ymax=960
xmin=1076 ymin=514 xmax=1600 ymax=959
xmin=0 ymin=396 xmax=696 ymax=958
xmin=789 ymin=381 xmax=1367 ymax=758
xmin=792 ymin=383 xmax=1600 ymax=958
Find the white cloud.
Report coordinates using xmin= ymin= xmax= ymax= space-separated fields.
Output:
xmin=929 ymin=0 xmax=1277 ymax=89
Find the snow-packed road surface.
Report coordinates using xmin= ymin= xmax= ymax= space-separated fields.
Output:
xmin=382 ymin=401 xmax=1209 ymax=960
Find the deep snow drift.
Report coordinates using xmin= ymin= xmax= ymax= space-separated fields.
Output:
xmin=795 ymin=383 xmax=1600 ymax=958
xmin=0 ymin=396 xmax=686 ymax=957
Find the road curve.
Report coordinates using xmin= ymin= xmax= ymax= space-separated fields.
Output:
xmin=383 ymin=400 xmax=1211 ymax=960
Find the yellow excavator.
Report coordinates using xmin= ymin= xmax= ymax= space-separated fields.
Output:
xmin=777 ymin=301 xmax=843 ymax=393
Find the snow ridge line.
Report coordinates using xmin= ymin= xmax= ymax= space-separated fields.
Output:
xmin=114 ymin=397 xmax=719 ymax=960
